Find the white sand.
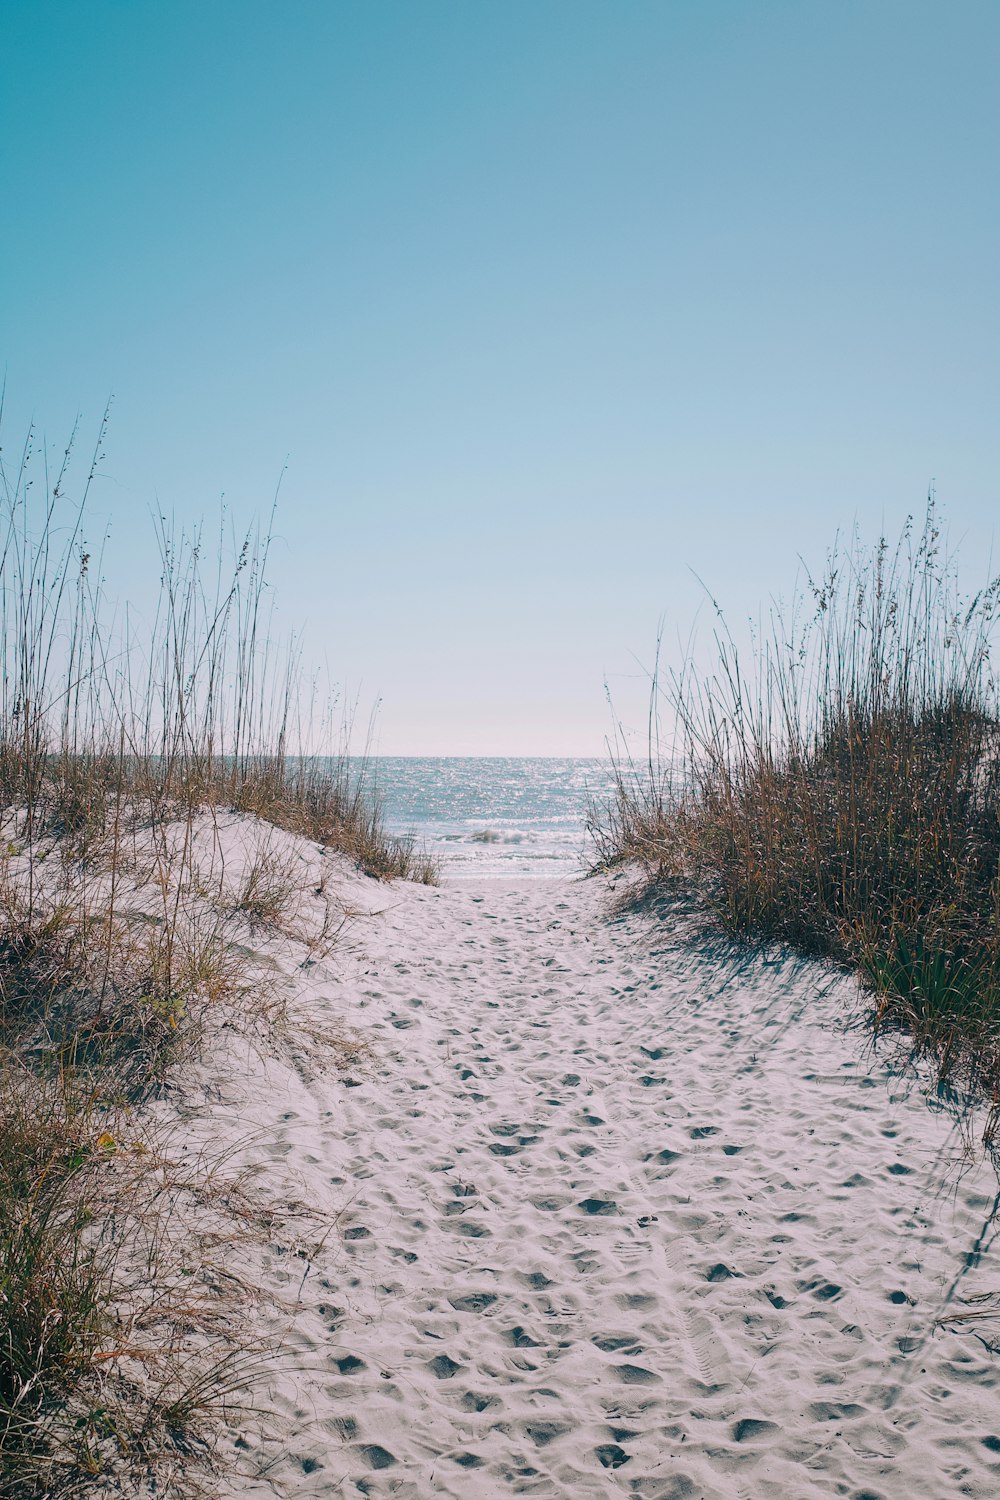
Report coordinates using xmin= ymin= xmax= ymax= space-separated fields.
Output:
xmin=162 ymin=816 xmax=1000 ymax=1498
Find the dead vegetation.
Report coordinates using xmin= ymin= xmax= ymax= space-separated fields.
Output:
xmin=0 ymin=412 xmax=419 ymax=1493
xmin=591 ymin=504 xmax=1000 ymax=1136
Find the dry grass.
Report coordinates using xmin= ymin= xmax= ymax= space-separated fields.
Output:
xmin=0 ymin=412 xmax=428 ymax=1492
xmin=592 ymin=504 xmax=1000 ymax=1131
xmin=227 ymin=834 xmax=302 ymax=933
xmin=0 ymin=1072 xmax=272 ymax=1498
xmin=225 ymin=759 xmax=437 ymax=884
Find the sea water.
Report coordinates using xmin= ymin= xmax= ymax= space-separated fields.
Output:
xmin=368 ymin=757 xmax=617 ymax=879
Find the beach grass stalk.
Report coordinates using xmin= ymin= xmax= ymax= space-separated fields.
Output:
xmin=0 ymin=413 xmax=431 ymax=1492
xmin=591 ymin=504 xmax=1000 ymax=1126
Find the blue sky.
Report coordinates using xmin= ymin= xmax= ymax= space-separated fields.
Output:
xmin=3 ymin=1 xmax=999 ymax=753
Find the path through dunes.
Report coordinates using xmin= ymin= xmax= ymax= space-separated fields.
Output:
xmin=202 ymin=852 xmax=1000 ymax=1498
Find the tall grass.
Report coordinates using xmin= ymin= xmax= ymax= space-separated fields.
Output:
xmin=0 ymin=416 xmax=433 ymax=883
xmin=0 ymin=413 xmax=431 ymax=1493
xmin=592 ymin=505 xmax=1000 ymax=1121
xmin=0 ymin=407 xmax=438 ymax=1000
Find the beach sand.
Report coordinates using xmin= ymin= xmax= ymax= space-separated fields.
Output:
xmin=164 ymin=815 xmax=1000 ymax=1498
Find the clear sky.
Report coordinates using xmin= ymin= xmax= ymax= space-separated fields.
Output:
xmin=3 ymin=1 xmax=999 ymax=754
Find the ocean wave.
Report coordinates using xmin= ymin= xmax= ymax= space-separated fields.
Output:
xmin=377 ymin=757 xmax=611 ymax=876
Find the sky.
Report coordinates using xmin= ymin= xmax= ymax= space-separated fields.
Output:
xmin=2 ymin=1 xmax=999 ymax=754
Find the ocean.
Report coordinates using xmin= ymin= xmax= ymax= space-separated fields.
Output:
xmin=368 ymin=757 xmax=618 ymax=879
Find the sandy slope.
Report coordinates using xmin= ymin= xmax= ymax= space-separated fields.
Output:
xmin=168 ymin=818 xmax=1000 ymax=1499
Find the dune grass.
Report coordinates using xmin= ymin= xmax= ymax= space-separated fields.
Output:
xmin=592 ymin=505 xmax=1000 ymax=1129
xmin=0 ymin=414 xmax=431 ymax=1493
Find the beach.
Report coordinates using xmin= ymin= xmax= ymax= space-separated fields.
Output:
xmin=8 ymin=9 xmax=1000 ymax=1490
xmin=148 ymin=815 xmax=1000 ymax=1499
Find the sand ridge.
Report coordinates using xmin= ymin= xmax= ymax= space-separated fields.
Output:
xmin=175 ymin=818 xmax=1000 ymax=1498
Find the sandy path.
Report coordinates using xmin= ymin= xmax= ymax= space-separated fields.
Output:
xmin=195 ymin=846 xmax=1000 ymax=1499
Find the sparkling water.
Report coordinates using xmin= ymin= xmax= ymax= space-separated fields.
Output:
xmin=368 ymin=757 xmax=617 ymax=879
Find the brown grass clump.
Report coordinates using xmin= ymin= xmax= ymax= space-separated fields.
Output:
xmin=591 ymin=504 xmax=1000 ymax=1130
xmin=0 ymin=1068 xmax=270 ymax=1497
xmin=0 ymin=1083 xmax=113 ymax=1493
xmin=225 ymin=759 xmax=437 ymax=884
xmin=0 ymin=416 xmax=434 ymax=887
xmin=0 ymin=410 xmax=425 ymax=1491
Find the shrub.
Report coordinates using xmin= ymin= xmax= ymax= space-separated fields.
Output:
xmin=592 ymin=504 xmax=1000 ymax=1117
xmin=0 ymin=411 xmax=428 ymax=1490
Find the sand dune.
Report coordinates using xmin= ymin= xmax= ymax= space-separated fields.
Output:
xmin=169 ymin=817 xmax=1000 ymax=1498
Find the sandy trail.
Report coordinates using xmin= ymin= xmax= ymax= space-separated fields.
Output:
xmin=186 ymin=831 xmax=1000 ymax=1498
